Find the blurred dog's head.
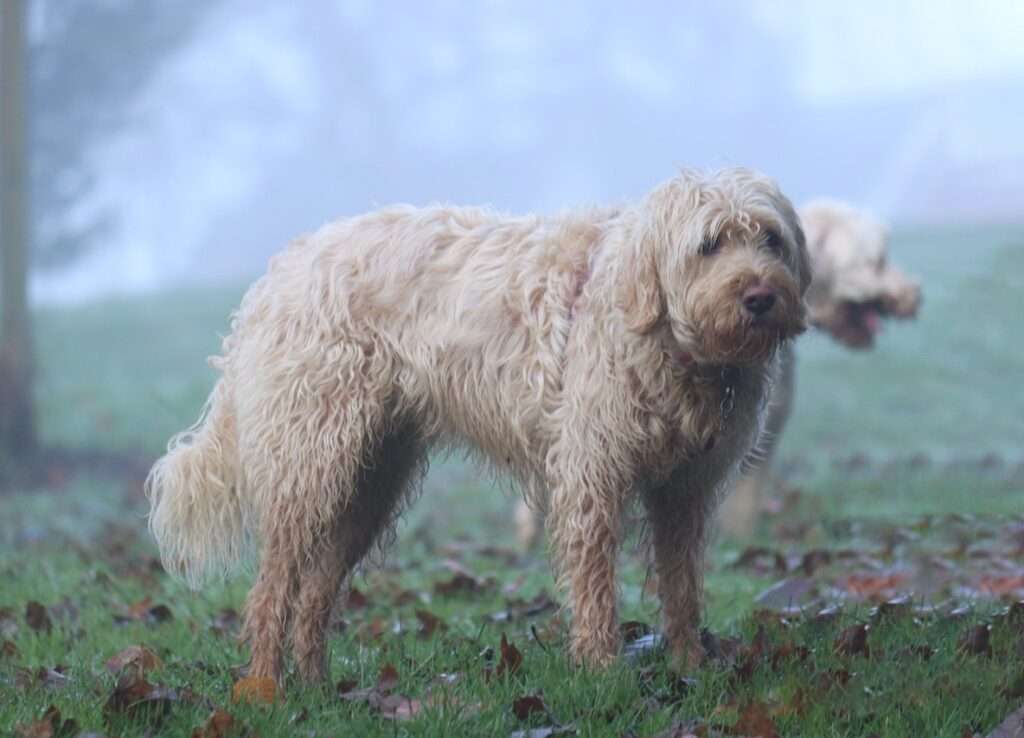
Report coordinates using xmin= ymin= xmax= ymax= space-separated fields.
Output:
xmin=621 ymin=168 xmax=811 ymax=366
xmin=799 ymin=200 xmax=921 ymax=350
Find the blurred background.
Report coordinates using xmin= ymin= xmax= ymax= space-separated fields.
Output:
xmin=1 ymin=0 xmax=1022 ymax=531
xmin=3 ymin=6 xmax=1024 ymax=731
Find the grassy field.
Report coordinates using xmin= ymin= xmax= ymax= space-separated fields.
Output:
xmin=1 ymin=225 xmax=1023 ymax=736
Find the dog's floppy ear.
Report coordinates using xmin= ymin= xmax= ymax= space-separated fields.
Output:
xmin=619 ymin=218 xmax=664 ymax=333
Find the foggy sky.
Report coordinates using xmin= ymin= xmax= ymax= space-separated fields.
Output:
xmin=31 ymin=0 xmax=1024 ymax=303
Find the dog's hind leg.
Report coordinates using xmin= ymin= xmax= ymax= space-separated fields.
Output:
xmin=241 ymin=495 xmax=303 ymax=684
xmin=291 ymin=425 xmax=425 ymax=683
xmin=240 ymin=363 xmax=397 ymax=686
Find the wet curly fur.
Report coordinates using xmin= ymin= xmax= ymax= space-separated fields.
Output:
xmin=147 ymin=168 xmax=810 ymax=685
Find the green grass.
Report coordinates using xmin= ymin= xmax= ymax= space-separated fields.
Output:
xmin=2 ymin=224 xmax=1023 ymax=736
xmin=781 ymin=225 xmax=1024 ymax=462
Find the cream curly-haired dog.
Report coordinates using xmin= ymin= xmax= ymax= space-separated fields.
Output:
xmin=516 ymin=199 xmax=921 ymax=544
xmin=147 ymin=168 xmax=810 ymax=685
xmin=716 ymin=199 xmax=921 ymax=536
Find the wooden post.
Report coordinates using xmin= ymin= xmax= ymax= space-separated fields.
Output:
xmin=0 ymin=0 xmax=37 ymax=459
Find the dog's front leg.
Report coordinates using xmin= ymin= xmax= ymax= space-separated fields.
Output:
xmin=642 ymin=481 xmax=708 ymax=670
xmin=548 ymin=467 xmax=623 ymax=667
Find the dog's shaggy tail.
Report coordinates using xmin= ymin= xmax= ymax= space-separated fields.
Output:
xmin=146 ymin=379 xmax=248 ymax=589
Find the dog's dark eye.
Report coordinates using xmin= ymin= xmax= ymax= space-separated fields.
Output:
xmin=762 ymin=230 xmax=784 ymax=255
xmin=699 ymin=235 xmax=721 ymax=256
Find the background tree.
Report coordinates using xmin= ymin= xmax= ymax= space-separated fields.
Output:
xmin=1 ymin=0 xmax=33 ymax=459
xmin=0 ymin=0 xmax=215 ymax=467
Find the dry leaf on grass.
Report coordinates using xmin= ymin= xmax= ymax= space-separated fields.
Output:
xmin=415 ymin=609 xmax=447 ymax=638
xmin=834 ymin=623 xmax=871 ymax=658
xmin=1 ymin=639 xmax=18 ymax=659
xmin=731 ymin=547 xmax=788 ymax=577
xmin=13 ymin=705 xmax=79 ymax=738
xmin=113 ymin=597 xmax=173 ymax=626
xmin=105 ymin=645 xmax=162 ymax=674
xmin=104 ymin=668 xmax=200 ymax=724
xmin=231 ymin=675 xmax=278 ymax=705
xmin=337 ymin=663 xmax=422 ymax=721
xmin=620 ymin=620 xmax=653 ymax=643
xmin=958 ymin=624 xmax=993 ymax=657
xmin=497 ymin=633 xmax=524 ymax=678
xmin=729 ymin=701 xmax=780 ymax=738
xmin=16 ymin=666 xmax=71 ymax=690
xmin=512 ymin=694 xmax=548 ymax=720
xmin=191 ymin=709 xmax=235 ymax=738
xmin=25 ymin=601 xmax=53 ymax=634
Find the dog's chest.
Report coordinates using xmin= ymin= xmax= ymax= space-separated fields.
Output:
xmin=638 ymin=364 xmax=763 ymax=484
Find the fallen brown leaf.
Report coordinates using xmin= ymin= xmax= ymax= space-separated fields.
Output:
xmin=105 ymin=645 xmax=162 ymax=674
xmin=872 ymin=595 xmax=914 ymax=621
xmin=800 ymin=548 xmax=833 ymax=576
xmin=1 ymin=639 xmax=18 ymax=659
xmin=497 ymin=633 xmax=524 ymax=678
xmin=512 ymin=694 xmax=547 ymax=720
xmin=347 ymin=586 xmax=369 ymax=608
xmin=377 ymin=662 xmax=400 ymax=691
xmin=620 ymin=620 xmax=653 ymax=643
xmin=494 ymin=591 xmax=559 ymax=622
xmin=841 ymin=572 xmax=910 ymax=600
xmin=13 ymin=705 xmax=78 ymax=738
xmin=701 ymin=628 xmax=743 ymax=665
xmin=958 ymin=624 xmax=993 ymax=658
xmin=16 ymin=666 xmax=71 ymax=691
xmin=977 ymin=575 xmax=1024 ymax=597
xmin=734 ymin=624 xmax=770 ymax=682
xmin=337 ymin=678 xmax=359 ymax=696
xmin=730 ymin=701 xmax=780 ymax=738
xmin=770 ymin=641 xmax=811 ymax=670
xmin=434 ymin=572 xmax=487 ymax=596
xmin=834 ymin=624 xmax=870 ymax=658
xmin=114 ymin=597 xmax=174 ymax=626
xmin=433 ymin=559 xmax=494 ymax=596
xmin=731 ymin=546 xmax=788 ymax=576
xmin=231 ymin=676 xmax=278 ymax=705
xmin=337 ymin=663 xmax=422 ymax=721
xmin=25 ymin=601 xmax=53 ymax=634
xmin=104 ymin=669 xmax=185 ymax=723
xmin=191 ymin=709 xmax=235 ymax=738
xmin=415 ymin=609 xmax=446 ymax=638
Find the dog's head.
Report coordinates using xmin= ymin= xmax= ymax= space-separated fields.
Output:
xmin=620 ymin=168 xmax=811 ymax=366
xmin=799 ymin=200 xmax=921 ymax=350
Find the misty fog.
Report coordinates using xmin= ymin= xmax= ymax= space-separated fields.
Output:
xmin=25 ymin=0 xmax=1024 ymax=303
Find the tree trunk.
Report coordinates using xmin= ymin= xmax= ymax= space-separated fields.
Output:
xmin=0 ymin=0 xmax=36 ymax=459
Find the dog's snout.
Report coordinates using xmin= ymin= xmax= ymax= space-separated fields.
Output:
xmin=742 ymin=286 xmax=776 ymax=316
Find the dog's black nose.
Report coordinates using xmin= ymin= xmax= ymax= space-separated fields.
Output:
xmin=742 ymin=286 xmax=776 ymax=316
